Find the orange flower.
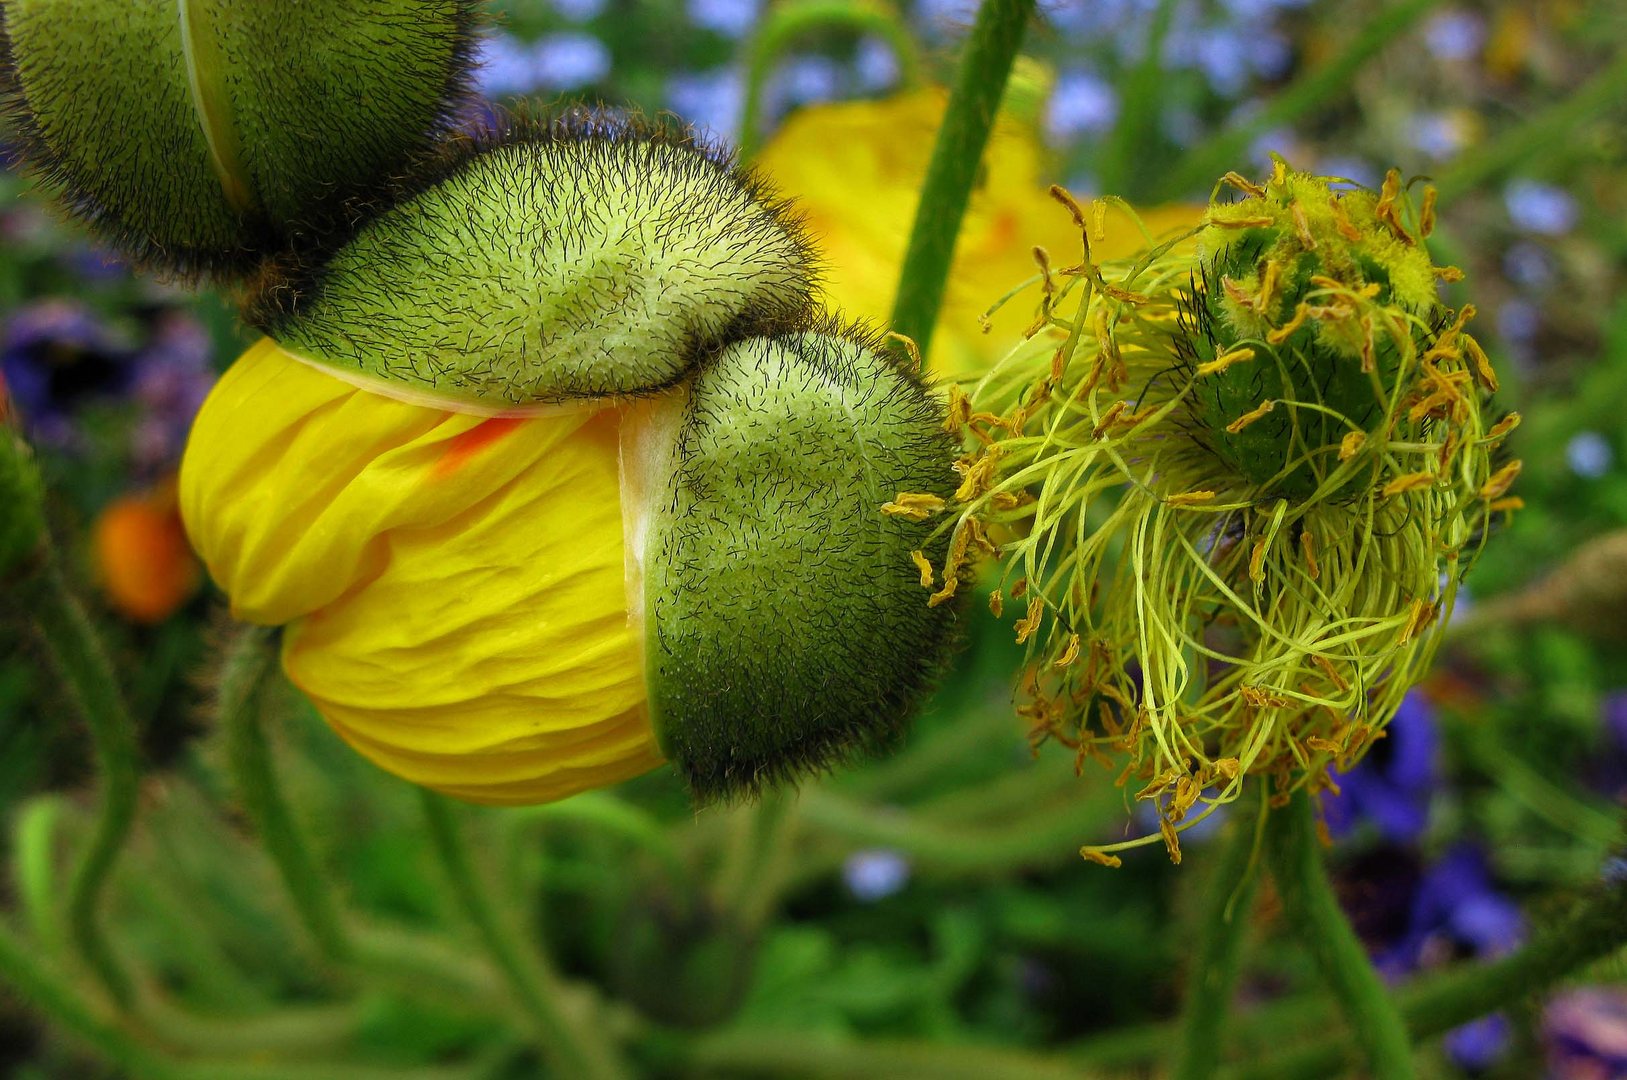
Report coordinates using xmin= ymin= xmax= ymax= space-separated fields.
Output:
xmin=94 ymin=482 xmax=200 ymax=623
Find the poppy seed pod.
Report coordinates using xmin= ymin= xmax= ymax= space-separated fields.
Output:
xmin=181 ymin=117 xmax=962 ymax=805
xmin=252 ymin=112 xmax=817 ymax=407
xmin=0 ymin=0 xmax=479 ymax=277
xmin=945 ymin=164 xmax=1512 ymax=861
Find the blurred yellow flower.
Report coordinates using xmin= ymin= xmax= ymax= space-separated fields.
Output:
xmin=180 ymin=339 xmax=663 ymax=804
xmin=754 ymin=89 xmax=1200 ymax=378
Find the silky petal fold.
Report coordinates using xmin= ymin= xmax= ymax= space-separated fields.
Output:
xmin=181 ymin=339 xmax=662 ymax=804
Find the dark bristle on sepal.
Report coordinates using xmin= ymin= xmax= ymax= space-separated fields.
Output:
xmin=645 ymin=316 xmax=967 ymax=807
xmin=247 ymin=101 xmax=822 ymax=337
xmin=0 ymin=0 xmax=487 ymax=285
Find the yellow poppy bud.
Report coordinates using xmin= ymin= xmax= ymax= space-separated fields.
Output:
xmin=182 ymin=339 xmax=662 ymax=804
xmin=183 ymin=326 xmax=958 ymax=805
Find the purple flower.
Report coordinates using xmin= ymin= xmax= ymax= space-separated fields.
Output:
xmin=1324 ymin=691 xmax=1438 ymax=843
xmin=1373 ymin=845 xmax=1524 ymax=980
xmin=128 ymin=311 xmax=215 ymax=474
xmin=1545 ymin=987 xmax=1627 ymax=1079
xmin=1 ymin=300 xmax=132 ymax=446
xmin=1445 ymin=1012 xmax=1511 ymax=1072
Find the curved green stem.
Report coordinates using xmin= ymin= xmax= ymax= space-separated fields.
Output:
xmin=737 ymin=0 xmax=923 ymax=157
xmin=418 ymin=790 xmax=627 ymax=1080
xmin=13 ymin=795 xmax=69 ymax=954
xmin=889 ymin=0 xmax=1036 ymax=358
xmin=26 ymin=562 xmax=139 ymax=1007
xmin=217 ymin=623 xmax=351 ymax=964
xmin=1171 ymin=794 xmax=1263 ymax=1080
xmin=0 ymin=920 xmax=173 ymax=1078
xmin=1095 ymin=0 xmax=1178 ymax=196
xmin=1265 ymin=792 xmax=1415 ymax=1079
xmin=1226 ymin=876 xmax=1627 ymax=1080
xmin=1436 ymin=52 xmax=1627 ymax=201
xmin=1154 ymin=0 xmax=1439 ymax=199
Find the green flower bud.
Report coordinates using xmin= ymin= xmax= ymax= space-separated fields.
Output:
xmin=638 ymin=326 xmax=961 ymax=801
xmin=0 ymin=0 xmax=478 ymax=277
xmin=0 ymin=426 xmax=46 ymax=581
xmin=252 ymin=111 xmax=816 ymax=407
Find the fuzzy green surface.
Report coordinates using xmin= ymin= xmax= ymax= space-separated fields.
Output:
xmin=1 ymin=0 xmax=474 ymax=276
xmin=263 ymin=117 xmax=816 ymax=406
xmin=643 ymin=330 xmax=959 ymax=803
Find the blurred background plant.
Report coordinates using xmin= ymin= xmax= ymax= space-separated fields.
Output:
xmin=0 ymin=0 xmax=1624 ymax=1076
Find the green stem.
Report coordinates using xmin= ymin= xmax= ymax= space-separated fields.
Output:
xmin=1171 ymin=795 xmax=1263 ymax=1080
xmin=25 ymin=562 xmax=140 ymax=1007
xmin=418 ymin=790 xmax=627 ymax=1080
xmin=1264 ymin=792 xmax=1415 ymax=1079
xmin=13 ymin=795 xmax=69 ymax=954
xmin=1154 ymin=0 xmax=1439 ymax=199
xmin=217 ymin=623 xmax=351 ymax=964
xmin=0 ymin=919 xmax=174 ymax=1079
xmin=889 ymin=0 xmax=1036 ymax=357
xmin=1095 ymin=0 xmax=1178 ymax=197
xmin=1226 ymin=877 xmax=1627 ymax=1080
xmin=737 ymin=0 xmax=923 ymax=157
xmin=1435 ymin=52 xmax=1627 ymax=201
xmin=682 ymin=1029 xmax=1083 ymax=1079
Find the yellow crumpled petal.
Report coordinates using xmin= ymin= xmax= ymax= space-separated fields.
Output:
xmin=754 ymin=88 xmax=1201 ymax=379
xmin=179 ymin=339 xmax=663 ymax=804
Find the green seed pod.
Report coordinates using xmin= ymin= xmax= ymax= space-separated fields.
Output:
xmin=0 ymin=0 xmax=479 ymax=277
xmin=637 ymin=326 xmax=961 ymax=801
xmin=251 ymin=111 xmax=817 ymax=407
xmin=1187 ymin=162 xmax=1445 ymax=498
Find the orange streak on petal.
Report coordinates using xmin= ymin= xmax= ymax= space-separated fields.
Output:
xmin=432 ymin=417 xmax=527 ymax=480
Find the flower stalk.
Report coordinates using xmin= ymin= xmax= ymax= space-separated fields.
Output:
xmin=24 ymin=560 xmax=140 ymax=1008
xmin=890 ymin=0 xmax=1036 ymax=356
xmin=1171 ymin=794 xmax=1263 ymax=1080
xmin=218 ymin=623 xmax=352 ymax=964
xmin=1264 ymin=792 xmax=1415 ymax=1078
xmin=419 ymin=790 xmax=628 ymax=1080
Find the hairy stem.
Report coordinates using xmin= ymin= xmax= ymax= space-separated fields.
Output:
xmin=217 ymin=623 xmax=351 ymax=963
xmin=418 ymin=790 xmax=627 ymax=1080
xmin=0 ymin=920 xmax=173 ymax=1078
xmin=1226 ymin=875 xmax=1627 ymax=1079
xmin=738 ymin=0 xmax=923 ymax=157
xmin=889 ymin=0 xmax=1036 ymax=357
xmin=1265 ymin=792 xmax=1415 ymax=1078
xmin=26 ymin=562 xmax=139 ymax=1007
xmin=1171 ymin=795 xmax=1263 ymax=1080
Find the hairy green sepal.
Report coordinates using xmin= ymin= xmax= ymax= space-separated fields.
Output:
xmin=1 ymin=0 xmax=476 ymax=276
xmin=643 ymin=330 xmax=958 ymax=802
xmin=258 ymin=115 xmax=816 ymax=408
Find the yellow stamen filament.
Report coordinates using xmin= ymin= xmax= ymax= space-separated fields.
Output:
xmin=1197 ymin=346 xmax=1256 ymax=376
xmin=882 ymin=492 xmax=946 ymax=519
xmin=909 ymin=549 xmax=934 ymax=587
xmin=1226 ymin=399 xmax=1275 ymax=433
xmin=1480 ymin=460 xmax=1523 ymax=501
xmin=1382 ymin=471 xmax=1437 ymax=496
xmin=1165 ymin=490 xmax=1217 ymax=507
xmin=1013 ymin=596 xmax=1044 ymax=644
